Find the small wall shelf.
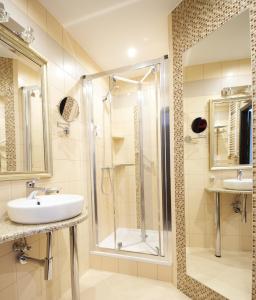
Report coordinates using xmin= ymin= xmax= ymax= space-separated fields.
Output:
xmin=101 ymin=163 xmax=135 ymax=169
xmin=114 ymin=163 xmax=135 ymax=167
xmin=112 ymin=136 xmax=125 ymax=141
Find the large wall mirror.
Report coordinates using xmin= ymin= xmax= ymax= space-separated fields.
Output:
xmin=0 ymin=25 xmax=51 ymax=180
xmin=182 ymin=8 xmax=252 ymax=300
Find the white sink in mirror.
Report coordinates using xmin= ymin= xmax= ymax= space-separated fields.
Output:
xmin=7 ymin=194 xmax=84 ymax=224
xmin=223 ymin=178 xmax=252 ymax=191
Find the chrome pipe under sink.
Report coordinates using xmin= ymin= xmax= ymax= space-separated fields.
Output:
xmin=13 ymin=231 xmax=53 ymax=281
xmin=44 ymin=231 xmax=53 ymax=280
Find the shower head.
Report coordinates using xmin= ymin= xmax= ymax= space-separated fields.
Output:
xmin=31 ymin=90 xmax=37 ymax=97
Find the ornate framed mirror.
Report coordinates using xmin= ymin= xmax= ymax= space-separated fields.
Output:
xmin=0 ymin=24 xmax=52 ymax=180
xmin=209 ymin=96 xmax=252 ymax=170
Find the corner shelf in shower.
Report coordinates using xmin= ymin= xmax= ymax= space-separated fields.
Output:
xmin=112 ymin=135 xmax=125 ymax=141
xmin=114 ymin=163 xmax=135 ymax=168
xmin=101 ymin=163 xmax=135 ymax=169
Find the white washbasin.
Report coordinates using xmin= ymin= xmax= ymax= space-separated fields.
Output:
xmin=223 ymin=179 xmax=252 ymax=191
xmin=7 ymin=194 xmax=84 ymax=224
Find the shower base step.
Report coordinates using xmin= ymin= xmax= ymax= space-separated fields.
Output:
xmin=98 ymin=227 xmax=160 ymax=255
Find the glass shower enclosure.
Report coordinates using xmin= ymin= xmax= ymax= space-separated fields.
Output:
xmin=84 ymin=56 xmax=171 ymax=260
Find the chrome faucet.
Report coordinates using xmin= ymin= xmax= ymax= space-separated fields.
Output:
xmin=26 ymin=179 xmax=60 ymax=199
xmin=237 ymin=169 xmax=243 ymax=180
xmin=27 ymin=190 xmax=40 ymax=200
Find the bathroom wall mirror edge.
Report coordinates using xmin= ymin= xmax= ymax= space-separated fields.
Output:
xmin=181 ymin=7 xmax=253 ymax=300
xmin=0 ymin=24 xmax=52 ymax=181
xmin=210 ymin=165 xmax=252 ymax=171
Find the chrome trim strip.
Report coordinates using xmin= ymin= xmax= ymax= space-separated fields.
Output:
xmin=137 ymin=82 xmax=146 ymax=242
xmin=83 ymin=56 xmax=168 ymax=81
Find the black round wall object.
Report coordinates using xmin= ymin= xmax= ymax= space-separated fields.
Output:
xmin=191 ymin=117 xmax=207 ymax=133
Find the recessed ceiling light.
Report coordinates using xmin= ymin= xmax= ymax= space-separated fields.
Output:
xmin=127 ymin=47 xmax=137 ymax=58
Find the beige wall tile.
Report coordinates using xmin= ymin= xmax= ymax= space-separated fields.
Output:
xmin=239 ymin=58 xmax=251 ymax=75
xmin=0 ymin=241 xmax=13 ymax=257
xmin=222 ymin=235 xmax=241 ymax=251
xmin=90 ymin=254 xmax=102 ymax=270
xmin=241 ymin=236 xmax=252 ymax=251
xmin=157 ymin=265 xmax=173 ymax=282
xmin=221 ymin=60 xmax=240 ymax=77
xmin=0 ymin=283 xmax=18 ymax=300
xmin=11 ymin=0 xmax=27 ymax=13
xmin=189 ymin=234 xmax=208 ymax=248
xmin=203 ymin=62 xmax=221 ymax=79
xmin=137 ymin=262 xmax=157 ymax=279
xmin=185 ymin=65 xmax=203 ymax=81
xmin=46 ymin=12 xmax=63 ymax=46
xmin=62 ymin=31 xmax=76 ymax=58
xmin=74 ymin=42 xmax=100 ymax=73
xmin=78 ymin=221 xmax=90 ymax=274
xmin=27 ymin=0 xmax=47 ymax=31
xmin=17 ymin=268 xmax=42 ymax=300
xmin=183 ymin=67 xmax=189 ymax=82
xmin=58 ymin=262 xmax=71 ymax=298
xmin=0 ymin=253 xmax=16 ymax=291
xmin=118 ymin=259 xmax=138 ymax=276
xmin=101 ymin=256 xmax=118 ymax=273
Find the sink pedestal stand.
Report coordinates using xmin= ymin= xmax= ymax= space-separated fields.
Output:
xmin=70 ymin=225 xmax=80 ymax=300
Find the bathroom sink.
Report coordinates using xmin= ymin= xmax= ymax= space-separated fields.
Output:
xmin=7 ymin=194 xmax=84 ymax=224
xmin=223 ymin=179 xmax=252 ymax=191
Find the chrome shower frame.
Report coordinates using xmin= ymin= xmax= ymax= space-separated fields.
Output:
xmin=21 ymin=85 xmax=42 ymax=172
xmin=83 ymin=55 xmax=171 ymax=263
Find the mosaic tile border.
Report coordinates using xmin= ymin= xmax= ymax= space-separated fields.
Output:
xmin=0 ymin=58 xmax=16 ymax=171
xmin=170 ymin=0 xmax=256 ymax=299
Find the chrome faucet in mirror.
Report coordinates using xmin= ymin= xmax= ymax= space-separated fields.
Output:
xmin=237 ymin=169 xmax=243 ymax=180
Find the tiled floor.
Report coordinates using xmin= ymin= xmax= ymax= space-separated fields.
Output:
xmin=62 ymin=269 xmax=189 ymax=300
xmin=187 ymin=247 xmax=252 ymax=300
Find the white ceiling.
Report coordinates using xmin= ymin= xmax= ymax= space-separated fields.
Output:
xmin=39 ymin=0 xmax=181 ymax=71
xmin=183 ymin=10 xmax=251 ymax=66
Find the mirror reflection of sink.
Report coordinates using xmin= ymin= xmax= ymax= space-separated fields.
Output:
xmin=7 ymin=194 xmax=84 ymax=224
xmin=223 ymin=179 xmax=252 ymax=191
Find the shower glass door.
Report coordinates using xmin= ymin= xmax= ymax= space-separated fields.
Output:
xmin=86 ymin=56 xmax=170 ymax=258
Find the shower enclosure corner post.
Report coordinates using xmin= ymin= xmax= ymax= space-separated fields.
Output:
xmin=137 ymin=82 xmax=147 ymax=243
xmin=84 ymin=78 xmax=98 ymax=250
xmin=159 ymin=55 xmax=171 ymax=259
xmin=22 ymin=87 xmax=32 ymax=172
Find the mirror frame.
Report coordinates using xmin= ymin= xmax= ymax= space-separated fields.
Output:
xmin=209 ymin=96 xmax=252 ymax=170
xmin=0 ymin=24 xmax=52 ymax=181
xmin=171 ymin=2 xmax=255 ymax=299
